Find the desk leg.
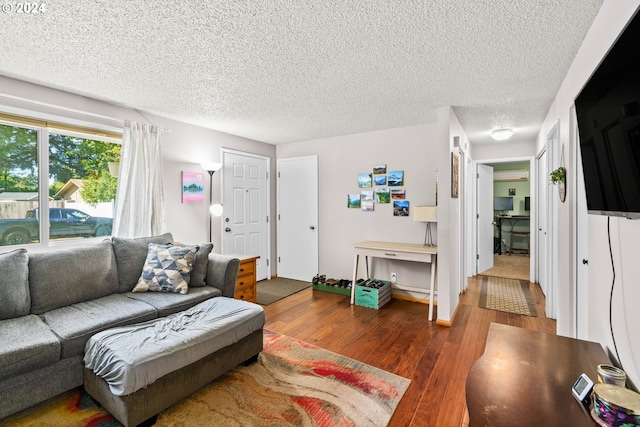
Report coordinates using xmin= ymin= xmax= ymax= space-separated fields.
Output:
xmin=365 ymin=256 xmax=370 ymax=279
xmin=498 ymin=218 xmax=503 ymax=255
xmin=428 ymin=255 xmax=437 ymax=321
xmin=351 ymin=254 xmax=359 ymax=304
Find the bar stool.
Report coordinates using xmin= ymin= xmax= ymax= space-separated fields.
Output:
xmin=509 ymin=231 xmax=530 ymax=256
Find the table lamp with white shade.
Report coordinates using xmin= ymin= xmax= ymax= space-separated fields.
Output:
xmin=413 ymin=206 xmax=437 ymax=247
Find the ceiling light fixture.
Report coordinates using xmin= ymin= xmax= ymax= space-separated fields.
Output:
xmin=490 ymin=128 xmax=514 ymax=141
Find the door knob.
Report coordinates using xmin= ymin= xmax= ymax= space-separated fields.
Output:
xmin=225 ymin=227 xmax=231 ymax=232
xmin=309 ymin=226 xmax=315 ymax=230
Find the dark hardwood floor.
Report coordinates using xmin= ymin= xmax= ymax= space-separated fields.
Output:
xmin=263 ymin=276 xmax=556 ymax=427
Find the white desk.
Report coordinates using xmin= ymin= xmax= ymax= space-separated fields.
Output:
xmin=351 ymin=241 xmax=438 ymax=321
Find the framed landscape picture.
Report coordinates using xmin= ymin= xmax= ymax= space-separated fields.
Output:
xmin=393 ymin=200 xmax=409 ymax=216
xmin=358 ymin=173 xmax=372 ymax=188
xmin=375 ymin=188 xmax=390 ymax=203
xmin=348 ymin=193 xmax=361 ymax=208
xmin=388 ymin=170 xmax=404 ymax=186
xmin=181 ymin=171 xmax=205 ymax=204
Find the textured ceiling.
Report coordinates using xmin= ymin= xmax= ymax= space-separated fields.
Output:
xmin=0 ymin=0 xmax=603 ymax=145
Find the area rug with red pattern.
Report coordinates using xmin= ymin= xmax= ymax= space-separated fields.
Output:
xmin=4 ymin=330 xmax=410 ymax=427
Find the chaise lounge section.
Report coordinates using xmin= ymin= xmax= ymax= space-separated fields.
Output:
xmin=0 ymin=233 xmax=264 ymax=420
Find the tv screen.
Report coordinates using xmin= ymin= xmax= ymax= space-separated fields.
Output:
xmin=575 ymin=10 xmax=640 ymax=218
xmin=494 ymin=197 xmax=513 ymax=211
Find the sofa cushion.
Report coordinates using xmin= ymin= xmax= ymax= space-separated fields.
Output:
xmin=125 ymin=286 xmax=222 ymax=317
xmin=0 ymin=249 xmax=30 ymax=320
xmin=84 ymin=297 xmax=265 ymax=396
xmin=188 ymin=243 xmax=213 ymax=287
xmin=0 ymin=315 xmax=61 ymax=381
xmin=40 ymin=294 xmax=157 ymax=358
xmin=112 ymin=233 xmax=174 ymax=293
xmin=132 ymin=243 xmax=198 ymax=294
xmin=29 ymin=240 xmax=119 ymax=315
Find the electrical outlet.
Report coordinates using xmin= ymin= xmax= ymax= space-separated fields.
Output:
xmin=391 ymin=272 xmax=397 ymax=283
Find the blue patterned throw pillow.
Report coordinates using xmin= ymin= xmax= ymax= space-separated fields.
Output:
xmin=132 ymin=243 xmax=198 ymax=294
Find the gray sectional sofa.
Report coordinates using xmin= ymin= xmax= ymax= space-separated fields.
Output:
xmin=0 ymin=232 xmax=258 ymax=420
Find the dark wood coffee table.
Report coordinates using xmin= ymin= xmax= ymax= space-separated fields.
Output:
xmin=466 ymin=323 xmax=611 ymax=427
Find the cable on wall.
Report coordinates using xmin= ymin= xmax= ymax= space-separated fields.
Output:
xmin=607 ymin=216 xmax=623 ymax=371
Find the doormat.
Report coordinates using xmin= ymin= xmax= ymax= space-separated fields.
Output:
xmin=4 ymin=330 xmax=410 ymax=427
xmin=478 ymin=276 xmax=537 ymax=316
xmin=257 ymin=277 xmax=311 ymax=305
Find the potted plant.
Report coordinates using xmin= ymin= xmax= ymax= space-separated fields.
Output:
xmin=550 ymin=166 xmax=566 ymax=202
xmin=550 ymin=167 xmax=566 ymax=184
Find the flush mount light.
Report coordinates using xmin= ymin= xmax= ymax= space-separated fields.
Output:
xmin=490 ymin=128 xmax=514 ymax=141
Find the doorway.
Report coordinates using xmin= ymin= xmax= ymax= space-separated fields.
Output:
xmin=221 ymin=149 xmax=270 ymax=281
xmin=476 ymin=159 xmax=534 ymax=282
xmin=277 ymin=156 xmax=319 ymax=281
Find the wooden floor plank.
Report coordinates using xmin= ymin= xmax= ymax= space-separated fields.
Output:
xmin=263 ymin=275 xmax=556 ymax=427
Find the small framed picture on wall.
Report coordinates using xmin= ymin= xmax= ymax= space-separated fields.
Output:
xmin=451 ymin=153 xmax=459 ymax=198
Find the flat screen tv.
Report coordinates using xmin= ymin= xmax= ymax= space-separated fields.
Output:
xmin=494 ymin=197 xmax=513 ymax=211
xmin=575 ymin=10 xmax=640 ymax=218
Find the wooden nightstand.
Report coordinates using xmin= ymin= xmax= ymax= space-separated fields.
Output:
xmin=234 ymin=255 xmax=259 ymax=303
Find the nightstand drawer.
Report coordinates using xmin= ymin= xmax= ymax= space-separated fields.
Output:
xmin=230 ymin=255 xmax=260 ymax=304
xmin=236 ymin=276 xmax=255 ymax=292
xmin=235 ymin=287 xmax=256 ymax=303
xmin=237 ymin=260 xmax=255 ymax=278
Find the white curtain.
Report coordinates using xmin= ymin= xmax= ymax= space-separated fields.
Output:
xmin=113 ymin=120 xmax=167 ymax=238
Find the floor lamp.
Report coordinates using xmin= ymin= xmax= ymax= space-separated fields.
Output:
xmin=413 ymin=206 xmax=437 ymax=246
xmin=201 ymin=162 xmax=223 ymax=242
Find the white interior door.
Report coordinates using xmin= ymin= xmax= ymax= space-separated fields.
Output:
xmin=277 ymin=156 xmax=318 ymax=281
xmin=222 ymin=150 xmax=269 ymax=281
xmin=575 ymin=114 xmax=589 ymax=340
xmin=537 ymin=149 xmax=548 ymax=295
xmin=477 ymin=164 xmax=494 ymax=273
xmin=546 ymin=124 xmax=559 ymax=320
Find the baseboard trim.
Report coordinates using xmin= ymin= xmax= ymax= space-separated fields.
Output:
xmin=392 ymin=294 xmax=434 ymax=305
xmin=435 ymin=299 xmax=461 ymax=328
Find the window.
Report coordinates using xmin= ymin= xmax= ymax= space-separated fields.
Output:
xmin=0 ymin=117 xmax=121 ymax=247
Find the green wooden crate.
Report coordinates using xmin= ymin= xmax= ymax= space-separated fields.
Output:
xmin=313 ymin=282 xmax=351 ymax=296
xmin=355 ymin=281 xmax=392 ymax=309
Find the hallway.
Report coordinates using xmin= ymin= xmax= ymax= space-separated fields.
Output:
xmin=479 ymin=254 xmax=530 ymax=282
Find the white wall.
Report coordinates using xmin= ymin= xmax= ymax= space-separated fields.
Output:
xmin=536 ymin=0 xmax=640 ymax=387
xmin=471 ymin=139 xmax=537 ymax=161
xmin=443 ymin=107 xmax=470 ymax=318
xmin=0 ymin=76 xmax=276 ymax=262
xmin=276 ymin=124 xmax=443 ymax=303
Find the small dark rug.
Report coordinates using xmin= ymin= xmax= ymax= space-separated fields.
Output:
xmin=257 ymin=277 xmax=312 ymax=305
xmin=479 ymin=276 xmax=537 ymax=316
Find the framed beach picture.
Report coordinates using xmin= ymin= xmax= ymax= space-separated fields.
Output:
xmin=181 ymin=171 xmax=205 ymax=204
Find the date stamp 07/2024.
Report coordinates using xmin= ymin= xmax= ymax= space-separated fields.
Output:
xmin=1 ymin=3 xmax=46 ymax=14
